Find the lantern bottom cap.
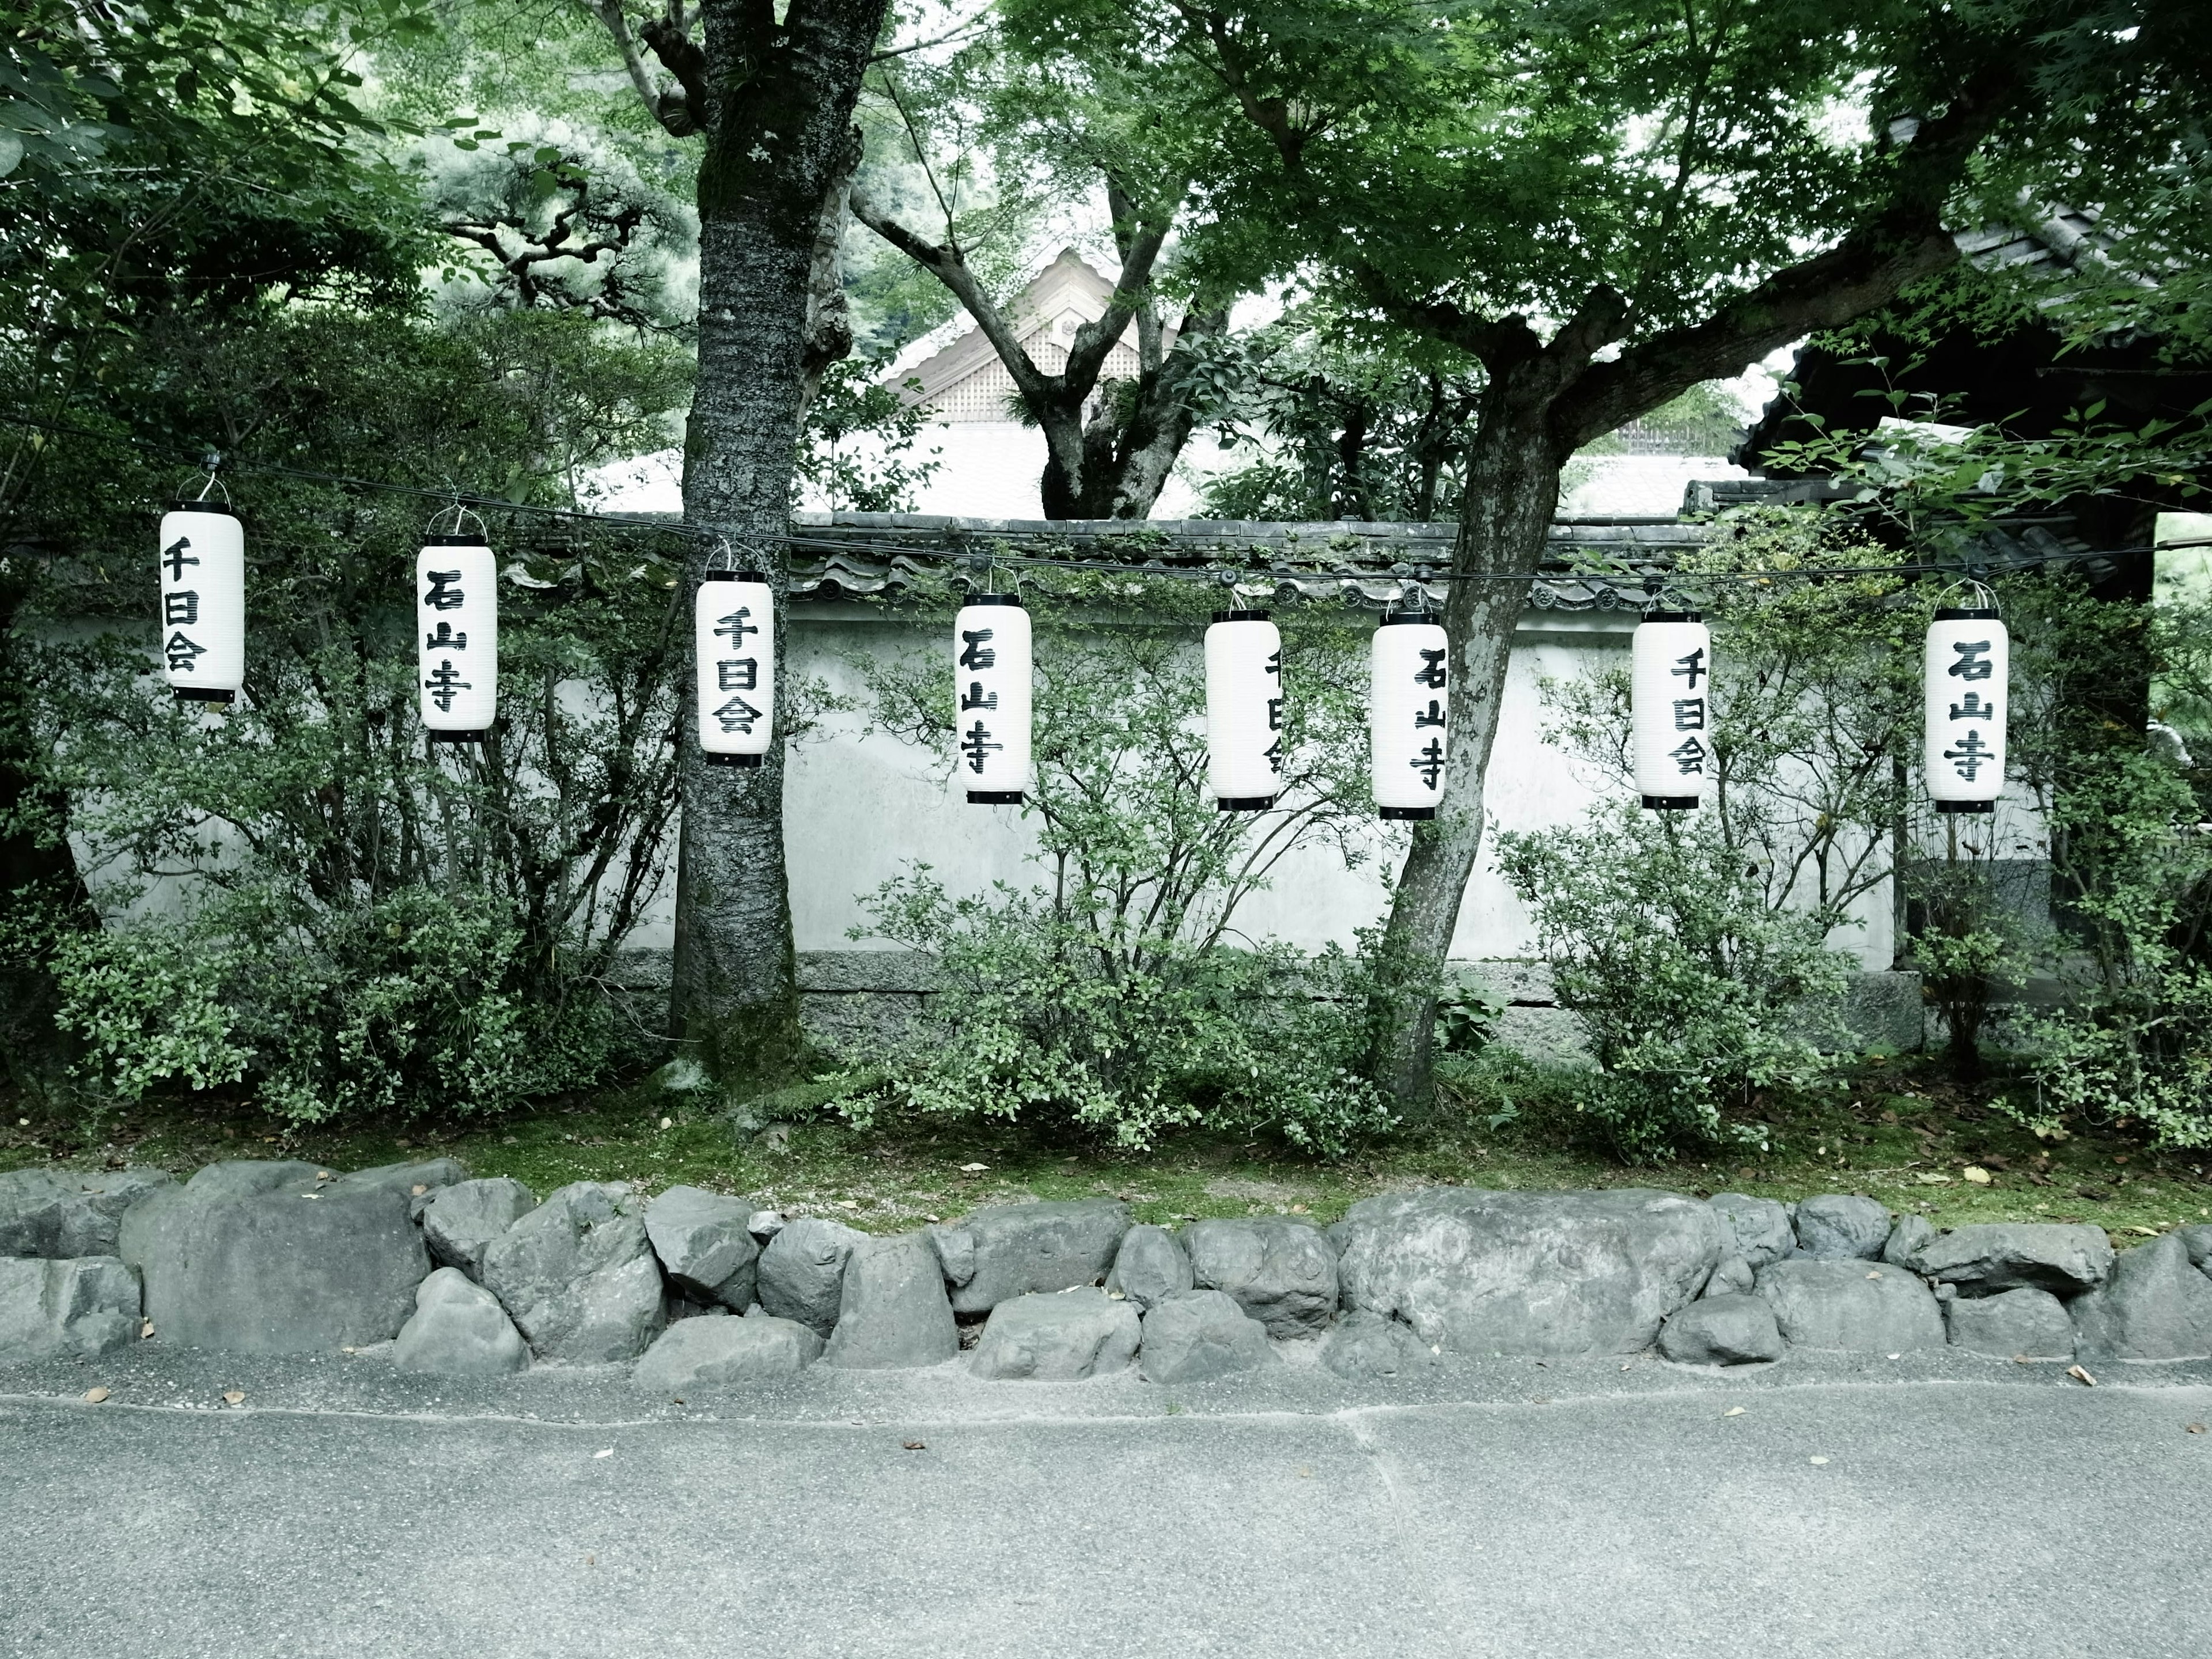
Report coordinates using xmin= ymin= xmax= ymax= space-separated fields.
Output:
xmin=172 ymin=688 xmax=236 ymax=705
xmin=429 ymin=729 xmax=488 ymax=745
xmin=1380 ymin=806 xmax=1438 ymax=821
xmin=704 ymin=752 xmax=764 ymax=768
xmin=967 ymin=790 xmax=1025 ymax=805
xmin=1934 ymin=799 xmax=1995 ymax=815
xmin=1641 ymin=794 xmax=1700 ymax=811
xmin=1217 ymin=795 xmax=1277 ymax=813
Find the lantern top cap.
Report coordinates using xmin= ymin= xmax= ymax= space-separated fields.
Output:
xmin=703 ymin=569 xmax=768 ymax=584
xmin=423 ymin=534 xmax=493 ymax=548
xmin=1379 ymin=610 xmax=1438 ymax=626
xmin=1934 ymin=606 xmax=2001 ymax=621
xmin=1642 ymin=609 xmax=1702 ymax=623
xmin=1211 ymin=608 xmax=1271 ymax=623
xmin=165 ymin=500 xmax=238 ymax=517
xmin=963 ymin=592 xmax=1025 ymax=608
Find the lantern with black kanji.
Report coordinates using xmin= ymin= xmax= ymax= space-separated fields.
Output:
xmin=695 ymin=570 xmax=775 ymax=766
xmin=1206 ymin=609 xmax=1282 ymax=811
xmin=416 ymin=532 xmax=498 ymax=742
xmin=157 ymin=502 xmax=245 ymax=703
xmin=1370 ymin=608 xmax=1449 ymax=819
xmin=953 ymin=593 xmax=1030 ymax=803
xmin=1632 ymin=611 xmax=1710 ymax=809
xmin=1925 ymin=605 xmax=2008 ymax=813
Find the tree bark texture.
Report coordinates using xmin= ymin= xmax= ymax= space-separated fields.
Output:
xmin=665 ymin=0 xmax=888 ymax=1081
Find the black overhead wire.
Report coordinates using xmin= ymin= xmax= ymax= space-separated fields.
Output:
xmin=3 ymin=408 xmax=2202 ymax=585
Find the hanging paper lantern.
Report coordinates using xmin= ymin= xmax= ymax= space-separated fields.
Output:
xmin=1924 ymin=607 xmax=2008 ymax=813
xmin=953 ymin=594 xmax=1031 ymax=803
xmin=695 ymin=570 xmax=776 ymax=767
xmin=1370 ymin=609 xmax=1449 ymax=819
xmin=156 ymin=503 xmax=245 ymax=703
xmin=1206 ymin=609 xmax=1282 ymax=811
xmin=416 ymin=536 xmax=498 ymax=743
xmin=1632 ymin=611 xmax=1711 ymax=809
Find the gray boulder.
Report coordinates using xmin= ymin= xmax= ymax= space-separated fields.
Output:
xmin=1139 ymin=1290 xmax=1277 ymax=1384
xmin=643 ymin=1185 xmax=760 ymax=1310
xmin=1945 ymin=1287 xmax=2074 ymax=1360
xmin=971 ymin=1289 xmax=1142 ymax=1381
xmin=634 ymin=1315 xmax=821 ymax=1390
xmin=1182 ymin=1217 xmax=1339 ymax=1339
xmin=823 ymin=1234 xmax=958 ymax=1369
xmin=1703 ymin=1255 xmax=1756 ymax=1298
xmin=1792 ymin=1195 xmax=1893 ymax=1260
xmin=418 ymin=1178 xmax=536 ymax=1280
xmin=2180 ymin=1225 xmax=2212 ymax=1273
xmin=0 ymin=1168 xmax=174 ymax=1259
xmin=2071 ymin=1234 xmax=2212 ymax=1362
xmin=479 ymin=1182 xmax=665 ymax=1364
xmin=331 ymin=1158 xmax=469 ymax=1204
xmin=1883 ymin=1214 xmax=1936 ymax=1271
xmin=1706 ymin=1194 xmax=1795 ymax=1268
xmin=392 ymin=1268 xmax=528 ymax=1376
xmin=928 ymin=1200 xmax=1130 ymax=1314
xmin=1105 ymin=1224 xmax=1194 ymax=1312
xmin=1755 ymin=1259 xmax=1945 ymax=1351
xmin=121 ymin=1160 xmax=428 ymax=1354
xmin=1915 ymin=1224 xmax=2114 ymax=1297
xmin=1336 ymin=1187 xmax=1726 ymax=1357
xmin=757 ymin=1217 xmax=862 ymax=1336
xmin=0 ymin=1256 xmax=141 ymax=1362
xmin=1320 ymin=1309 xmax=1438 ymax=1380
xmin=1657 ymin=1294 xmax=1785 ymax=1366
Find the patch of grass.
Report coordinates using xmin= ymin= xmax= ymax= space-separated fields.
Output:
xmin=3 ymin=1048 xmax=2207 ymax=1249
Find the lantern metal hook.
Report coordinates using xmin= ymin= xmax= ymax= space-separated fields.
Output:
xmin=1940 ymin=571 xmax=1999 ymax=613
xmin=704 ymin=536 xmax=740 ymax=574
xmin=185 ymin=452 xmax=231 ymax=508
xmin=426 ymin=498 xmax=486 ymax=541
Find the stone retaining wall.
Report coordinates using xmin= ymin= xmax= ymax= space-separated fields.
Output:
xmin=10 ymin=1161 xmax=2209 ymax=1386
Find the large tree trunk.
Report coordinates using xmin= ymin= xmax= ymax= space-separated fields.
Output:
xmin=669 ymin=0 xmax=887 ymax=1085
xmin=1367 ymin=383 xmax=1565 ymax=1111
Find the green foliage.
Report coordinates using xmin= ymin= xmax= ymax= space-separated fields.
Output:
xmin=840 ymin=565 xmax=1390 ymax=1151
xmin=1498 ymin=806 xmax=1854 ymax=1160
xmin=796 ymin=357 xmax=944 ymax=513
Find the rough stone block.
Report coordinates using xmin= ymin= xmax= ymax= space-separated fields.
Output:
xmin=1321 ymin=1309 xmax=1437 ymax=1379
xmin=2070 ymin=1234 xmax=2212 ymax=1362
xmin=1945 ymin=1287 xmax=2074 ymax=1360
xmin=122 ymin=1161 xmax=429 ymax=1354
xmin=1706 ymin=1194 xmax=1794 ymax=1268
xmin=1915 ymin=1224 xmax=2115 ymax=1296
xmin=392 ymin=1267 xmax=528 ymax=1376
xmin=634 ymin=1314 xmax=822 ymax=1390
xmin=1105 ymin=1224 xmax=1194 ymax=1312
xmin=0 ymin=1256 xmax=142 ymax=1362
xmin=1336 ymin=1187 xmax=1726 ymax=1356
xmin=1883 ymin=1214 xmax=1936 ymax=1271
xmin=418 ymin=1178 xmax=536 ymax=1281
xmin=1138 ymin=1290 xmax=1277 ymax=1384
xmin=1658 ymin=1293 xmax=1785 ymax=1366
xmin=971 ymin=1289 xmax=1142 ymax=1381
xmin=928 ymin=1200 xmax=1130 ymax=1315
xmin=823 ymin=1234 xmax=958 ymax=1369
xmin=1755 ymin=1259 xmax=1945 ymax=1352
xmin=479 ymin=1182 xmax=664 ymax=1365
xmin=1792 ymin=1195 xmax=1893 ymax=1260
xmin=1182 ymin=1216 xmax=1338 ymax=1339
xmin=644 ymin=1185 xmax=760 ymax=1310
xmin=0 ymin=1168 xmax=175 ymax=1259
xmin=757 ymin=1217 xmax=863 ymax=1336
xmin=1703 ymin=1255 xmax=1756 ymax=1298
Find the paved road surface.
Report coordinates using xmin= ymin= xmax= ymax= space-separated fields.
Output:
xmin=5 ymin=1366 xmax=2209 ymax=1658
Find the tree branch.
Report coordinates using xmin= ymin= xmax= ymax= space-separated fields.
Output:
xmin=1062 ymin=176 xmax=1181 ymax=390
xmin=584 ymin=1 xmax=699 ymax=136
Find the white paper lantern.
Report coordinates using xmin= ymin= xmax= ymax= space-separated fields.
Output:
xmin=1632 ymin=612 xmax=1711 ymax=809
xmin=1370 ymin=611 xmax=1449 ymax=819
xmin=1924 ymin=607 xmax=2008 ymax=813
xmin=695 ymin=570 xmax=775 ymax=767
xmin=416 ymin=537 xmax=498 ymax=742
xmin=1206 ymin=610 xmax=1283 ymax=810
xmin=953 ymin=594 xmax=1031 ymax=803
xmin=157 ymin=503 xmax=244 ymax=702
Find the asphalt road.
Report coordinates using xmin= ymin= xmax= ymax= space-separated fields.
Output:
xmin=5 ymin=1366 xmax=2209 ymax=1659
